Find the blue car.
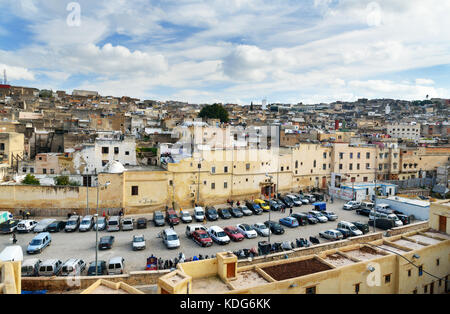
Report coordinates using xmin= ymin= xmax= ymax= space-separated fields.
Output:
xmin=279 ymin=217 xmax=299 ymax=228
xmin=27 ymin=232 xmax=52 ymax=254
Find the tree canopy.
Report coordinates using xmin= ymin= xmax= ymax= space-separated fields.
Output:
xmin=22 ymin=174 xmax=40 ymax=185
xmin=198 ymin=103 xmax=229 ymax=123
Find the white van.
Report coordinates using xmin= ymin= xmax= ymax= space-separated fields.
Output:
xmin=38 ymin=259 xmax=62 ymax=277
xmin=194 ymin=207 xmax=205 ymax=222
xmin=17 ymin=220 xmax=37 ymax=233
xmin=107 ymin=256 xmax=125 ymax=275
xmin=34 ymin=219 xmax=56 ymax=233
xmin=370 ymin=210 xmax=403 ymax=227
xmin=185 ymin=224 xmax=207 ymax=238
xmin=107 ymin=216 xmax=121 ymax=232
xmin=161 ymin=228 xmax=180 ymax=249
xmin=21 ymin=258 xmax=42 ymax=277
xmin=61 ymin=258 xmax=86 ymax=276
xmin=337 ymin=221 xmax=363 ymax=237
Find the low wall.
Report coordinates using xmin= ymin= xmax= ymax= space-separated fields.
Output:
xmin=237 ymin=232 xmax=383 ymax=267
xmin=21 ymin=270 xmax=170 ymax=292
xmin=387 ymin=221 xmax=430 ymax=236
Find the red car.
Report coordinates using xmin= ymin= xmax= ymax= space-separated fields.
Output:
xmin=223 ymin=226 xmax=245 ymax=242
xmin=192 ymin=230 xmax=213 ymax=247
xmin=165 ymin=209 xmax=180 ymax=225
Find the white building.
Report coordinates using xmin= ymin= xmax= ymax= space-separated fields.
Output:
xmin=387 ymin=122 xmax=421 ymax=140
xmin=73 ymin=132 xmax=137 ymax=174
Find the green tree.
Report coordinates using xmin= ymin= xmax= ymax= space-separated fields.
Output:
xmin=54 ymin=176 xmax=70 ymax=186
xmin=39 ymin=89 xmax=53 ymax=98
xmin=198 ymin=103 xmax=229 ymax=123
xmin=22 ymin=174 xmax=40 ymax=185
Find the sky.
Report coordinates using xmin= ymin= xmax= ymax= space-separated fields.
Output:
xmin=0 ymin=0 xmax=449 ymax=105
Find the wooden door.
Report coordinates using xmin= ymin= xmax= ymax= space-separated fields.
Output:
xmin=227 ymin=262 xmax=236 ymax=278
xmin=439 ymin=216 xmax=446 ymax=232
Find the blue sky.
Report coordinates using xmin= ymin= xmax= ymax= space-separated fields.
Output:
xmin=0 ymin=0 xmax=449 ymax=104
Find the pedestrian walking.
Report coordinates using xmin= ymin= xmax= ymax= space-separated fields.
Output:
xmin=289 ymin=208 xmax=293 ymax=216
xmin=203 ymin=216 xmax=207 ymax=225
xmin=169 ymin=220 xmax=174 ymax=229
xmin=12 ymin=231 xmax=17 ymax=244
xmin=26 ymin=211 xmax=30 ymax=219
xmin=236 ymin=201 xmax=240 ymax=207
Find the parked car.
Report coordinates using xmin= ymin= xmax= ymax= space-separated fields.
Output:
xmin=38 ymin=259 xmax=62 ymax=277
xmin=180 ymin=211 xmax=193 ymax=223
xmin=245 ymin=201 xmax=263 ymax=215
xmin=161 ymin=228 xmax=180 ymax=249
xmin=34 ymin=219 xmax=56 ymax=233
xmin=205 ymin=207 xmax=219 ymax=221
xmin=99 ymin=236 xmax=115 ymax=250
xmin=302 ymin=212 xmax=319 ymax=224
xmin=368 ymin=218 xmax=394 ymax=230
xmin=236 ymin=223 xmax=258 ymax=239
xmin=356 ymin=207 xmax=371 ymax=216
xmin=239 ymin=205 xmax=253 ymax=216
xmin=312 ymin=202 xmax=327 ymax=212
xmin=132 ymin=235 xmax=146 ymax=251
xmin=268 ymin=199 xmax=282 ymax=211
xmin=319 ymin=229 xmax=344 ymax=241
xmin=87 ymin=260 xmax=107 ymax=276
xmin=296 ymin=194 xmax=310 ymax=205
xmin=65 ymin=215 xmax=80 ymax=232
xmin=337 ymin=221 xmax=363 ymax=237
xmin=252 ymin=223 xmax=270 ymax=237
xmin=0 ymin=219 xmax=20 ymax=234
xmin=312 ymin=193 xmax=324 ymax=201
xmin=17 ymin=220 xmax=37 ymax=233
xmin=392 ymin=211 xmax=411 ymax=225
xmin=122 ymin=218 xmax=134 ymax=231
xmin=336 ymin=228 xmax=351 ymax=239
xmin=107 ymin=256 xmax=125 ymax=275
xmin=369 ymin=210 xmax=403 ymax=227
xmin=230 ymin=207 xmax=244 ymax=218
xmin=290 ymin=213 xmax=308 ymax=226
xmin=165 ymin=209 xmax=180 ymax=225
xmin=79 ymin=215 xmax=94 ymax=232
xmin=309 ymin=211 xmax=328 ymax=223
xmin=351 ymin=221 xmax=370 ymax=234
xmin=185 ymin=224 xmax=207 ymax=238
xmin=286 ymin=194 xmax=303 ymax=206
xmin=322 ymin=211 xmax=338 ymax=221
xmin=280 ymin=196 xmax=294 ymax=208
xmin=224 ymin=226 xmax=245 ymax=242
xmin=107 ymin=216 xmax=121 ymax=232
xmin=343 ymin=201 xmax=361 ymax=210
xmin=21 ymin=258 xmax=42 ymax=277
xmin=136 ymin=217 xmax=148 ymax=229
xmin=61 ymin=258 xmax=86 ymax=276
xmin=304 ymin=194 xmax=316 ymax=203
xmin=275 ymin=199 xmax=287 ymax=211
xmin=254 ymin=199 xmax=270 ymax=212
xmin=153 ymin=211 xmax=165 ymax=227
xmin=279 ymin=216 xmax=299 ymax=228
xmin=47 ymin=220 xmax=66 ymax=233
xmin=360 ymin=201 xmax=375 ymax=210
xmin=27 ymin=232 xmax=52 ymax=254
xmin=218 ymin=208 xmax=232 ymax=220
xmin=191 ymin=229 xmax=213 ymax=247
xmin=264 ymin=221 xmax=285 ymax=235
xmin=94 ymin=216 xmax=107 ymax=231
xmin=193 ymin=207 xmax=205 ymax=222
xmin=207 ymin=226 xmax=230 ymax=245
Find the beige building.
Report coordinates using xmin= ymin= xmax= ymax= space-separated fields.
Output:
xmin=0 ymin=132 xmax=24 ymax=167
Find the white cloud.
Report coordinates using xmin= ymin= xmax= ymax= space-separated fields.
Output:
xmin=0 ymin=64 xmax=35 ymax=81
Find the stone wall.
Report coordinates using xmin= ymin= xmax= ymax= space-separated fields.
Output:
xmin=388 ymin=221 xmax=430 ymax=236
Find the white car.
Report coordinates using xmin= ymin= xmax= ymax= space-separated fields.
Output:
xmin=319 ymin=229 xmax=344 ymax=241
xmin=132 ymin=235 xmax=146 ymax=251
xmin=343 ymin=201 xmax=361 ymax=210
xmin=236 ymin=223 xmax=258 ymax=239
xmin=207 ymin=226 xmax=230 ymax=245
xmin=309 ymin=211 xmax=328 ymax=223
xmin=252 ymin=223 xmax=270 ymax=237
xmin=17 ymin=220 xmax=37 ymax=233
xmin=180 ymin=210 xmax=193 ymax=223
xmin=194 ymin=207 xmax=205 ymax=222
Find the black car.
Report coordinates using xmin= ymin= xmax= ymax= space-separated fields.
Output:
xmin=205 ymin=207 xmax=219 ymax=221
xmin=0 ymin=219 xmax=20 ymax=234
xmin=245 ymin=201 xmax=263 ymax=215
xmin=264 ymin=221 xmax=285 ymax=235
xmin=87 ymin=260 xmax=107 ymax=276
xmin=280 ymin=196 xmax=294 ymax=208
xmin=136 ymin=218 xmax=147 ymax=229
xmin=302 ymin=212 xmax=319 ymax=224
xmin=230 ymin=207 xmax=244 ymax=218
xmin=368 ymin=219 xmax=394 ymax=230
xmin=392 ymin=211 xmax=411 ymax=225
xmin=336 ymin=228 xmax=351 ymax=239
xmin=268 ymin=200 xmax=281 ymax=211
xmin=99 ymin=236 xmax=115 ymax=250
xmin=351 ymin=221 xmax=370 ymax=234
xmin=218 ymin=208 xmax=232 ymax=219
xmin=312 ymin=193 xmax=324 ymax=201
xmin=356 ymin=207 xmax=371 ymax=217
xmin=275 ymin=199 xmax=287 ymax=211
xmin=290 ymin=213 xmax=308 ymax=226
xmin=47 ymin=221 xmax=66 ymax=232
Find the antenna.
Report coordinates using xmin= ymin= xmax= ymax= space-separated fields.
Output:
xmin=3 ymin=69 xmax=6 ymax=85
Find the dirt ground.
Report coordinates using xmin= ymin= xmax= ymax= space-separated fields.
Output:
xmin=261 ymin=258 xmax=332 ymax=281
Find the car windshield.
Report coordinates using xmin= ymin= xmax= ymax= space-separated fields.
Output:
xmin=100 ymin=238 xmax=110 ymax=243
xmin=109 ymin=221 xmax=118 ymax=225
xmin=227 ymin=229 xmax=238 ymax=234
xmin=253 ymin=205 xmax=261 ymax=209
xmin=97 ymin=218 xmax=105 ymax=223
xmin=350 ymin=226 xmax=358 ymax=231
xmin=207 ymin=209 xmax=216 ymax=214
xmin=167 ymin=235 xmax=178 ymax=241
xmin=199 ymin=233 xmax=209 ymax=239
xmin=222 ymin=209 xmax=230 ymax=214
xmin=81 ymin=220 xmax=90 ymax=225
xmin=217 ymin=231 xmax=227 ymax=237
xmin=67 ymin=220 xmax=76 ymax=225
xmin=169 ymin=214 xmax=177 ymax=218
xmin=182 ymin=212 xmax=190 ymax=217
xmin=134 ymin=237 xmax=144 ymax=242
xmin=258 ymin=224 xmax=267 ymax=229
xmin=241 ymin=225 xmax=251 ymax=231
xmin=30 ymin=239 xmax=42 ymax=245
xmin=155 ymin=214 xmax=163 ymax=219
xmin=124 ymin=220 xmax=132 ymax=224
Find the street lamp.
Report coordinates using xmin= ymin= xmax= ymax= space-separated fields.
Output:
xmin=266 ymin=173 xmax=273 ymax=247
xmin=95 ymin=180 xmax=110 ymax=276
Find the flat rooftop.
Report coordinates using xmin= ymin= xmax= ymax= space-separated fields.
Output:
xmin=343 ymin=246 xmax=386 ymax=261
xmin=323 ymin=253 xmax=356 ymax=267
xmin=392 ymin=239 xmax=428 ymax=250
xmin=261 ymin=258 xmax=332 ymax=281
xmin=191 ymin=276 xmax=231 ymax=294
xmin=229 ymin=270 xmax=270 ymax=290
xmin=386 ymin=196 xmax=429 ymax=207
xmin=407 ymin=234 xmax=442 ymax=245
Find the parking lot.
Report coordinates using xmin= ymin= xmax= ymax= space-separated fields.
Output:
xmin=1 ymin=199 xmax=387 ymax=273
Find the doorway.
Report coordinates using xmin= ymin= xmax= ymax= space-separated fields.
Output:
xmin=439 ymin=216 xmax=447 ymax=232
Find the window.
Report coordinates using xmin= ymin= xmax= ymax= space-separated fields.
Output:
xmin=0 ymin=143 xmax=4 ymax=150
xmin=349 ymin=164 xmax=353 ymax=170
xmin=339 ymin=164 xmax=343 ymax=170
xmin=125 ymin=151 xmax=130 ymax=156
xmin=169 ymin=180 xmax=173 ymax=186
xmin=295 ymin=161 xmax=298 ymax=168
xmin=50 ymin=169 xmax=55 ymax=174
xmin=384 ymin=274 xmax=391 ymax=284
xmin=354 ymin=283 xmax=360 ymax=294
xmin=366 ymin=152 xmax=370 ymax=159
xmin=211 ymin=182 xmax=215 ymax=190
xmin=408 ymin=269 xmax=411 ymax=277
xmin=246 ymin=163 xmax=250 ymax=170
xmin=424 ymin=285 xmax=428 ymax=293
xmin=305 ymin=286 xmax=316 ymax=294
xmin=43 ymin=168 xmax=47 ymax=174
xmin=366 ymin=163 xmax=370 ymax=169
xmin=313 ymin=160 xmax=316 ymax=168
xmin=22 ymin=167 xmax=27 ymax=173
xmin=212 ymin=167 xmax=216 ymax=174
xmin=281 ymin=166 xmax=284 ymax=171
xmin=224 ymin=166 xmax=228 ymax=173
xmin=114 ymin=147 xmax=119 ymax=154
xmin=357 ymin=163 xmax=360 ymax=170
xmin=357 ymin=152 xmax=361 ymax=159
xmin=418 ymin=266 xmax=423 ymax=276
xmin=131 ymin=186 xmax=139 ymax=196
xmin=323 ymin=152 xmax=327 ymax=159
xmin=339 ymin=153 xmax=344 ymax=159
xmin=224 ymin=182 xmax=228 ymax=189
xmin=436 ymin=259 xmax=440 ymax=266
xmin=102 ymin=147 xmax=109 ymax=154
xmin=363 ymin=177 xmax=368 ymax=182
xmin=323 ymin=164 xmax=326 ymax=170
xmin=30 ymin=168 xmax=34 ymax=173
xmin=350 ymin=153 xmax=353 ymax=159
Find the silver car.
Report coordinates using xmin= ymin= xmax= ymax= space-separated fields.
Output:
xmin=132 ymin=235 xmax=146 ymax=251
xmin=319 ymin=229 xmax=344 ymax=241
xmin=79 ymin=215 xmax=94 ymax=232
xmin=252 ymin=223 xmax=270 ymax=237
xmin=122 ymin=218 xmax=134 ymax=231
xmin=94 ymin=217 xmax=107 ymax=231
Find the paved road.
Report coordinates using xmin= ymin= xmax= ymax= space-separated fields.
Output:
xmin=0 ymin=200 xmax=385 ymax=273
